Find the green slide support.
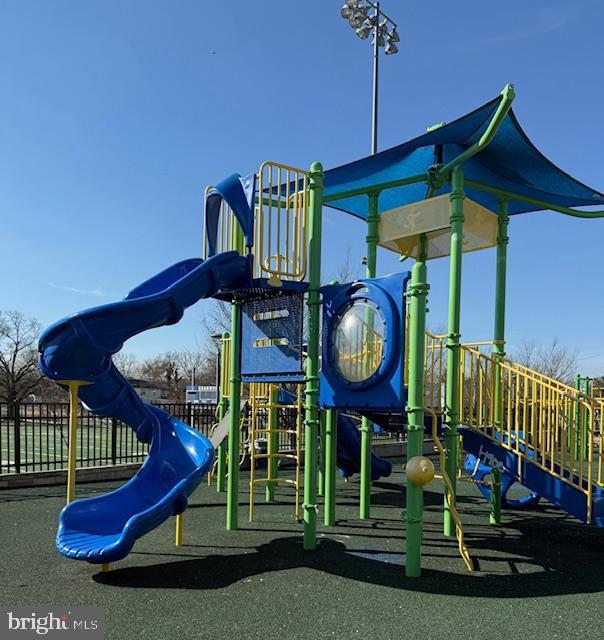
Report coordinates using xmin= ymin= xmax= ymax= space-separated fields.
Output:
xmin=444 ymin=168 xmax=465 ymax=537
xmin=303 ymin=161 xmax=324 ymax=551
xmin=405 ymin=234 xmax=429 ymax=578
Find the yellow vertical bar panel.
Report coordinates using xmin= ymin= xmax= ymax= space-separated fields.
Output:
xmin=276 ymin=166 xmax=282 ymax=275
xmin=267 ymin=164 xmax=273 ymax=276
xmin=560 ymin=395 xmax=567 ymax=477
xmin=468 ymin=353 xmax=474 ymax=426
xmin=249 ymin=387 xmax=256 ymax=522
xmin=586 ymin=402 xmax=593 ymax=523
xmin=286 ymin=168 xmax=292 ymax=277
xmin=478 ymin=357 xmax=483 ymax=429
xmin=295 ymin=384 xmax=303 ymax=520
xmin=175 ymin=514 xmax=183 ymax=547
xmin=598 ymin=400 xmax=604 ymax=486
xmin=63 ymin=380 xmax=91 ymax=504
xmin=66 ymin=383 xmax=79 ymax=504
xmin=505 ymin=367 xmax=512 ymax=443
xmin=530 ymin=379 xmax=537 ymax=451
xmin=578 ymin=399 xmax=585 ymax=488
xmin=554 ymin=390 xmax=560 ymax=473
xmin=522 ymin=376 xmax=529 ymax=447
xmin=459 ymin=352 xmax=465 ymax=425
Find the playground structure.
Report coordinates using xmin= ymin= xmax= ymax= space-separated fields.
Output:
xmin=38 ymin=84 xmax=604 ymax=579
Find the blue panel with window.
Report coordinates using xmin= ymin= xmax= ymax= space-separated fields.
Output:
xmin=320 ymin=272 xmax=409 ymax=410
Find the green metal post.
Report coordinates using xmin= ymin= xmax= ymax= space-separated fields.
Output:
xmin=405 ymin=234 xmax=429 ymax=578
xmin=360 ymin=190 xmax=380 ymax=519
xmin=444 ymin=168 xmax=465 ymax=537
xmin=303 ymin=161 xmax=324 ymax=551
xmin=216 ymin=332 xmax=230 ymax=493
xmin=226 ymin=222 xmax=245 ymax=530
xmin=318 ymin=411 xmax=325 ymax=497
xmin=323 ymin=408 xmax=337 ymax=526
xmin=489 ymin=468 xmax=502 ymax=525
xmin=493 ymin=200 xmax=509 ymax=427
xmin=226 ymin=300 xmax=242 ymax=530
xmin=266 ymin=384 xmax=279 ymax=502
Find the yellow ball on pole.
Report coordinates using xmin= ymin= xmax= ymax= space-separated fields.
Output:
xmin=406 ymin=456 xmax=435 ymax=486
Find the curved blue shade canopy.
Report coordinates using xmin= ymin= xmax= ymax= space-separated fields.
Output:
xmin=323 ymin=95 xmax=604 ymax=219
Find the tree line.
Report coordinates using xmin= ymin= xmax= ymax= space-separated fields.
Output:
xmin=0 ymin=310 xmax=218 ymax=407
xmin=0 ymin=305 xmax=596 ymax=410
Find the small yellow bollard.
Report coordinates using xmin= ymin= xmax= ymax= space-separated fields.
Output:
xmin=175 ymin=514 xmax=183 ymax=547
xmin=406 ymin=456 xmax=435 ymax=486
xmin=101 ymin=563 xmax=110 ymax=572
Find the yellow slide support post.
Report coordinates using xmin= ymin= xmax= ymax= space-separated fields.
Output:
xmin=59 ymin=380 xmax=92 ymax=504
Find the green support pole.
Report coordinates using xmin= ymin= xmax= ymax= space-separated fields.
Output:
xmin=405 ymin=235 xmax=429 ymax=578
xmin=226 ymin=223 xmax=245 ymax=530
xmin=318 ymin=411 xmax=325 ymax=497
xmin=226 ymin=300 xmax=242 ymax=530
xmin=489 ymin=468 xmax=502 ymax=525
xmin=493 ymin=200 xmax=509 ymax=427
xmin=265 ymin=384 xmax=279 ymax=502
xmin=216 ymin=332 xmax=230 ymax=493
xmin=303 ymin=161 xmax=324 ymax=551
xmin=323 ymin=408 xmax=337 ymax=526
xmin=360 ymin=190 xmax=380 ymax=519
xmin=444 ymin=168 xmax=465 ymax=537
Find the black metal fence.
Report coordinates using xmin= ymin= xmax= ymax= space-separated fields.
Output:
xmin=0 ymin=402 xmax=217 ymax=475
xmin=0 ymin=402 xmax=404 ymax=477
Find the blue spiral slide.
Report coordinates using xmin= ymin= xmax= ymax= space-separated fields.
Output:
xmin=38 ymin=251 xmax=248 ymax=564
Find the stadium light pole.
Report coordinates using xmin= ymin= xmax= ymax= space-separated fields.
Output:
xmin=340 ymin=0 xmax=400 ymax=154
xmin=339 ymin=0 xmax=400 ymax=522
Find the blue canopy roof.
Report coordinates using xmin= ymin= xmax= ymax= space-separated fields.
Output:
xmin=323 ymin=94 xmax=604 ymax=219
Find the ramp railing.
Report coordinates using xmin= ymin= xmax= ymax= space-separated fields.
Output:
xmin=459 ymin=346 xmax=601 ymax=523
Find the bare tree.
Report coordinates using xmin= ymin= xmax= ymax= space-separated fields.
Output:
xmin=113 ymin=352 xmax=140 ymax=378
xmin=0 ymin=311 xmax=45 ymax=412
xmin=512 ymin=338 xmax=577 ymax=384
xmin=326 ymin=248 xmax=361 ymax=284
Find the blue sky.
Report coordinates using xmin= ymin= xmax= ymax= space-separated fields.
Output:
xmin=2 ymin=0 xmax=604 ymax=374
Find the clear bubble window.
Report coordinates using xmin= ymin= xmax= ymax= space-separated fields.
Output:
xmin=331 ymin=300 xmax=385 ymax=383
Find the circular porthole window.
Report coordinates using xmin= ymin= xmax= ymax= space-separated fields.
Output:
xmin=331 ymin=300 xmax=386 ymax=384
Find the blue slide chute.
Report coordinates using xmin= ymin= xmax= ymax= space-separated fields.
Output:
xmin=336 ymin=414 xmax=392 ymax=481
xmin=39 ymin=251 xmax=248 ymax=564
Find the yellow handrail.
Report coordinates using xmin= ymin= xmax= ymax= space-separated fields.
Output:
xmin=427 ymin=407 xmax=473 ymax=572
xmin=459 ymin=345 xmax=601 ymax=522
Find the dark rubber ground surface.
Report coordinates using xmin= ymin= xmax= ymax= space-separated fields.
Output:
xmin=1 ymin=458 xmax=602 ymax=640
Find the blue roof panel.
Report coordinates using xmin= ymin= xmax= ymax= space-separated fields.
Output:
xmin=323 ymin=95 xmax=604 ymax=219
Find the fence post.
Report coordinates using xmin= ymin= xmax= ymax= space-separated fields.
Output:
xmin=14 ymin=403 xmax=21 ymax=475
xmin=111 ymin=417 xmax=118 ymax=466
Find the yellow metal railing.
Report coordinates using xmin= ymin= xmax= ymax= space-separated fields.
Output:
xmin=256 ymin=161 xmax=309 ymax=284
xmin=459 ymin=345 xmax=601 ymax=522
xmin=427 ymin=407 xmax=472 ymax=571
xmin=203 ymin=162 xmax=309 ymax=284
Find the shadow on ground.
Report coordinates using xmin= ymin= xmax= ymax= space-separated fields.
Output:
xmin=94 ymin=517 xmax=604 ymax=597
